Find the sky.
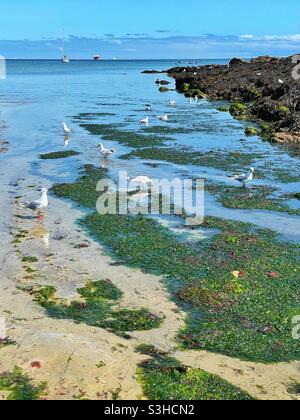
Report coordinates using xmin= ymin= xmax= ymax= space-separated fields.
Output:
xmin=0 ymin=0 xmax=300 ymax=59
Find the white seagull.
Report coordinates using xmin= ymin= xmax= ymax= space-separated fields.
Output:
xmin=169 ymin=100 xmax=177 ymax=107
xmin=158 ymin=114 xmax=169 ymax=122
xmin=140 ymin=117 xmax=149 ymax=125
xmin=278 ymin=79 xmax=284 ymax=84
xmin=98 ymin=143 xmax=115 ymax=158
xmin=21 ymin=188 xmax=49 ymax=214
xmin=231 ymin=168 xmax=255 ymax=188
xmin=62 ymin=122 xmax=72 ymax=135
xmin=130 ymin=176 xmax=153 ymax=186
xmin=145 ymin=104 xmax=152 ymax=112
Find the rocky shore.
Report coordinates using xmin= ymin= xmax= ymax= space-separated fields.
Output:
xmin=166 ymin=55 xmax=300 ymax=144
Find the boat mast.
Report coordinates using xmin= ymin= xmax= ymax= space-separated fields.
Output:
xmin=62 ymin=29 xmax=65 ymax=59
xmin=61 ymin=30 xmax=70 ymax=63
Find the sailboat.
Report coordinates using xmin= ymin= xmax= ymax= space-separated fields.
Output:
xmin=61 ymin=30 xmax=70 ymax=64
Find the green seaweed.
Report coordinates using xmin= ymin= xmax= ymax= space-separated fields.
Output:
xmin=0 ymin=338 xmax=16 ymax=349
xmin=135 ymin=344 xmax=168 ymax=357
xmin=141 ymin=125 xmax=199 ymax=135
xmin=120 ymin=147 xmax=264 ymax=171
xmin=229 ymin=103 xmax=249 ymax=119
xmin=52 ymin=164 xmax=107 ymax=208
xmin=121 ymin=146 xmax=298 ymax=185
xmin=81 ymin=123 xmax=173 ymax=148
xmin=245 ymin=127 xmax=259 ymax=136
xmin=138 ymin=355 xmax=254 ymax=400
xmin=217 ymin=106 xmax=230 ymax=112
xmin=72 ymin=112 xmax=116 ymax=120
xmin=51 ymin=165 xmax=300 ymax=362
xmin=0 ymin=367 xmax=47 ymax=400
xmin=260 ymin=123 xmax=276 ymax=140
xmin=278 ymin=106 xmax=289 ymax=113
xmin=26 ymin=280 xmax=163 ymax=338
xmin=206 ymin=183 xmax=300 ymax=216
xmin=100 ymin=309 xmax=163 ymax=335
xmin=21 ymin=256 xmax=38 ymax=263
xmin=40 ymin=150 xmax=81 ymax=160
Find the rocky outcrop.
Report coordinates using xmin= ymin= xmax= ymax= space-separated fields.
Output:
xmin=167 ymin=54 xmax=300 ymax=143
xmin=142 ymin=69 xmax=163 ymax=74
xmin=155 ymin=79 xmax=170 ymax=85
xmin=0 ymin=140 xmax=9 ymax=153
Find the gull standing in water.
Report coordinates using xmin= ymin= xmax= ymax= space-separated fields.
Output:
xmin=169 ymin=100 xmax=176 ymax=106
xmin=140 ymin=117 xmax=149 ymax=125
xmin=231 ymin=168 xmax=255 ymax=188
xmin=158 ymin=114 xmax=168 ymax=122
xmin=97 ymin=143 xmax=115 ymax=158
xmin=21 ymin=188 xmax=49 ymax=216
xmin=62 ymin=122 xmax=72 ymax=135
xmin=130 ymin=176 xmax=153 ymax=187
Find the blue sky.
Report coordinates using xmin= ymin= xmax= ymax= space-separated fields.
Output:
xmin=0 ymin=0 xmax=300 ymax=58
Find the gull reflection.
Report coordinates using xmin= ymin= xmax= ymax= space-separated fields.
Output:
xmin=64 ymin=134 xmax=70 ymax=148
xmin=28 ymin=223 xmax=50 ymax=248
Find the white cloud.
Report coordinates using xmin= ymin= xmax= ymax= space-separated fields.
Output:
xmin=241 ymin=35 xmax=254 ymax=39
xmin=1 ymin=33 xmax=300 ymax=59
xmin=241 ymin=34 xmax=300 ymax=42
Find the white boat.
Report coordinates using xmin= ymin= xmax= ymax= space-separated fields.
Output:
xmin=61 ymin=30 xmax=70 ymax=64
xmin=62 ymin=55 xmax=70 ymax=64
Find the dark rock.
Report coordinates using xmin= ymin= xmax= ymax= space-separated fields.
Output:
xmin=155 ymin=79 xmax=170 ymax=85
xmin=167 ymin=53 xmax=300 ymax=144
xmin=229 ymin=58 xmax=248 ymax=67
xmin=159 ymin=86 xmax=170 ymax=92
xmin=142 ymin=70 xmax=163 ymax=74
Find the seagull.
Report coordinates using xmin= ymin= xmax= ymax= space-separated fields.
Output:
xmin=169 ymin=100 xmax=176 ymax=106
xmin=278 ymin=79 xmax=284 ymax=84
xmin=20 ymin=188 xmax=49 ymax=215
xmin=231 ymin=168 xmax=255 ymax=188
xmin=130 ymin=176 xmax=153 ymax=186
xmin=140 ymin=117 xmax=149 ymax=125
xmin=62 ymin=122 xmax=72 ymax=135
xmin=145 ymin=104 xmax=152 ymax=112
xmin=97 ymin=143 xmax=115 ymax=158
xmin=158 ymin=114 xmax=168 ymax=122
